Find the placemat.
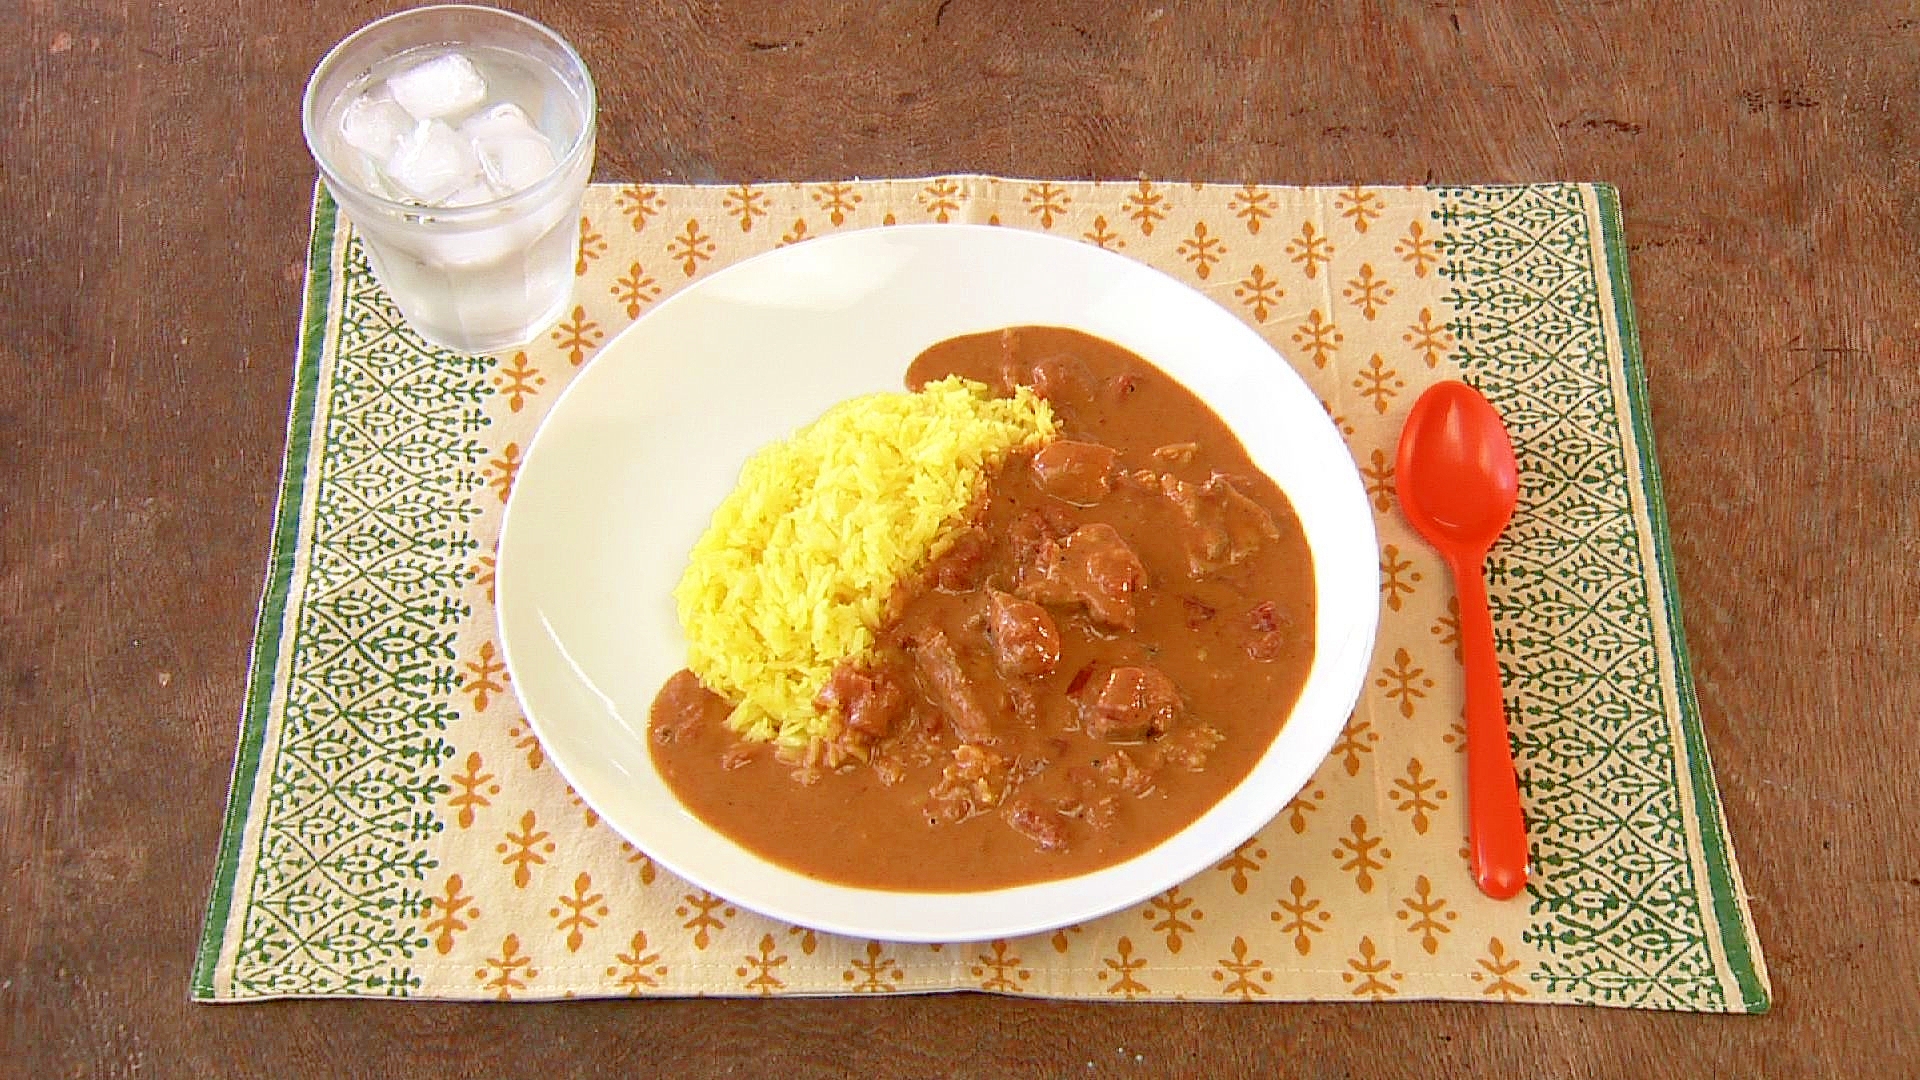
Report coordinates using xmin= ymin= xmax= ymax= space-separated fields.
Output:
xmin=195 ymin=177 xmax=1768 ymax=1008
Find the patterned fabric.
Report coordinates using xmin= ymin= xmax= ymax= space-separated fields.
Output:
xmin=195 ymin=178 xmax=1768 ymax=1008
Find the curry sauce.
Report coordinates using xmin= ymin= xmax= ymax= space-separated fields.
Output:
xmin=649 ymin=327 xmax=1315 ymax=891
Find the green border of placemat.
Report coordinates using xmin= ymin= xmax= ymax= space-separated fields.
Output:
xmin=193 ymin=186 xmax=340 ymax=998
xmin=1596 ymin=184 xmax=1767 ymax=1011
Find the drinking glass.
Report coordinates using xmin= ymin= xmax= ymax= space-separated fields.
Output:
xmin=302 ymin=6 xmax=597 ymax=354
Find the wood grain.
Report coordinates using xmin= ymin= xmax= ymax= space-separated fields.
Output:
xmin=3 ymin=0 xmax=1915 ymax=1076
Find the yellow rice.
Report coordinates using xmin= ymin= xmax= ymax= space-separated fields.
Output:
xmin=674 ymin=375 xmax=1057 ymax=748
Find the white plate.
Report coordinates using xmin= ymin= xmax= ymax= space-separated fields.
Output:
xmin=496 ymin=224 xmax=1379 ymax=943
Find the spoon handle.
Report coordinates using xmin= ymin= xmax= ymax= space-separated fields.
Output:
xmin=1450 ymin=552 xmax=1530 ymax=900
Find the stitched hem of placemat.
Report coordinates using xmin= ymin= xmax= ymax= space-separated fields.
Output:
xmin=184 ymin=957 xmax=1724 ymax=1005
xmin=192 ymin=183 xmax=340 ymax=1000
xmin=1595 ymin=184 xmax=1771 ymax=1013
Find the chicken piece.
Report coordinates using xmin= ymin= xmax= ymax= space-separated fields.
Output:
xmin=1250 ymin=600 xmax=1285 ymax=631
xmin=1162 ymin=474 xmax=1282 ymax=576
xmin=1010 ymin=504 xmax=1075 ymax=564
xmin=1016 ymin=522 xmax=1147 ymax=631
xmin=1115 ymin=467 xmax=1165 ymax=495
xmin=1160 ymin=723 xmax=1224 ymax=771
xmin=1094 ymin=749 xmax=1160 ymax=798
xmin=1244 ymin=600 xmax=1293 ymax=662
xmin=910 ymin=628 xmax=999 ymax=744
xmin=1030 ymin=439 xmax=1118 ymax=506
xmin=1077 ymin=665 xmax=1184 ymax=742
xmin=1002 ymin=794 xmax=1070 ymax=852
xmin=1152 ymin=442 xmax=1199 ymax=467
xmin=1025 ymin=354 xmax=1096 ymax=407
xmin=930 ymin=526 xmax=994 ymax=593
xmin=924 ymin=744 xmax=1011 ymax=825
xmin=871 ymin=754 xmax=907 ymax=787
xmin=814 ymin=664 xmax=907 ymax=740
xmin=1056 ymin=787 xmax=1120 ymax=831
xmin=985 ymin=589 xmax=1061 ymax=678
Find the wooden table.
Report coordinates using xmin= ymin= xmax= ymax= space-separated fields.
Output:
xmin=5 ymin=2 xmax=1914 ymax=1075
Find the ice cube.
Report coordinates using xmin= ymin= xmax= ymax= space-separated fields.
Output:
xmin=468 ymin=122 xmax=558 ymax=196
xmin=445 ymin=181 xmax=497 ymax=208
xmin=461 ymin=103 xmax=559 ymax=194
xmin=338 ymin=89 xmax=412 ymax=160
xmin=478 ymin=134 xmax=558 ymax=196
xmin=345 ymin=149 xmax=402 ymax=200
xmin=460 ymin=102 xmax=540 ymax=142
xmin=382 ymin=119 xmax=483 ymax=204
xmin=386 ymin=52 xmax=488 ymax=121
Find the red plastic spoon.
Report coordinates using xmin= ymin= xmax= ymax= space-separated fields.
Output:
xmin=1396 ymin=380 xmax=1529 ymax=900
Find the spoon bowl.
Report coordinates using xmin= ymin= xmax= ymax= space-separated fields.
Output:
xmin=1398 ymin=382 xmax=1519 ymax=552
